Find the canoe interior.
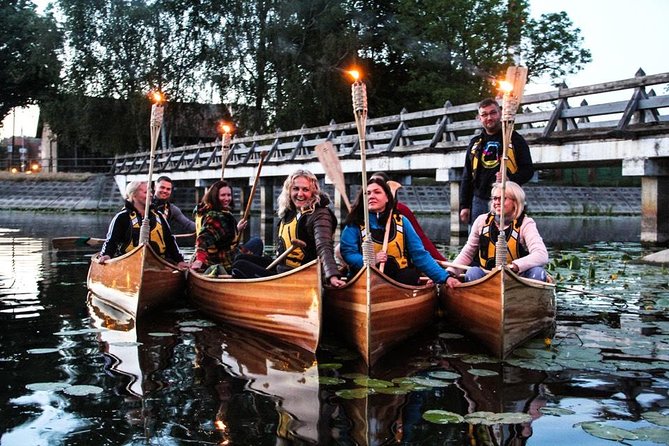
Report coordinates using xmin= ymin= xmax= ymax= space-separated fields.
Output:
xmin=324 ymin=265 xmax=438 ymax=366
xmin=87 ymin=244 xmax=185 ymax=318
xmin=187 ymin=259 xmax=322 ymax=353
xmin=441 ymin=267 xmax=556 ymax=358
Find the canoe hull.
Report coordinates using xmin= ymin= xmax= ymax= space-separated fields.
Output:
xmin=87 ymin=244 xmax=185 ymax=318
xmin=187 ymin=260 xmax=322 ymax=353
xmin=324 ymin=265 xmax=438 ymax=366
xmin=440 ymin=267 xmax=556 ymax=358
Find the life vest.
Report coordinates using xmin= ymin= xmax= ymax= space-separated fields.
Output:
xmin=477 ymin=212 xmax=528 ymax=270
xmin=125 ymin=209 xmax=168 ymax=256
xmin=470 ymin=133 xmax=519 ymax=179
xmin=277 ymin=212 xmax=314 ymax=268
xmin=360 ymin=213 xmax=410 ymax=270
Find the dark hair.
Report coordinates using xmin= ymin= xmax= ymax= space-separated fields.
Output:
xmin=156 ymin=175 xmax=172 ymax=184
xmin=202 ymin=180 xmax=235 ymax=211
xmin=370 ymin=171 xmax=390 ymax=182
xmin=478 ymin=98 xmax=500 ymax=109
xmin=344 ymin=177 xmax=395 ymax=226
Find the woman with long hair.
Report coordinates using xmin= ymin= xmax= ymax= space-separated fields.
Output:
xmin=231 ymin=169 xmax=345 ymax=287
xmin=190 ymin=180 xmax=262 ymax=272
xmin=339 ymin=177 xmax=449 ymax=286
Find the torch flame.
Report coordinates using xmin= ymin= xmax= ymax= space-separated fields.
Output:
xmin=150 ymin=91 xmax=164 ymax=104
xmin=348 ymin=69 xmax=361 ymax=82
xmin=219 ymin=122 xmax=233 ymax=134
xmin=498 ymin=80 xmax=513 ymax=94
xmin=215 ymin=420 xmax=227 ymax=431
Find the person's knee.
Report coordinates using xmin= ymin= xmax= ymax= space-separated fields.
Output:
xmin=524 ymin=267 xmax=547 ymax=282
xmin=465 ymin=267 xmax=486 ymax=282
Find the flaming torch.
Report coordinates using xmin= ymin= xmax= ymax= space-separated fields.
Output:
xmin=348 ymin=69 xmax=374 ymax=266
xmin=218 ymin=121 xmax=233 ymax=180
xmin=495 ymin=66 xmax=527 ymax=268
xmin=140 ymin=90 xmax=165 ymax=245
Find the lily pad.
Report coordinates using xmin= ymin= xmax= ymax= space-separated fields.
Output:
xmin=428 ymin=371 xmax=461 ymax=380
xmin=109 ymin=341 xmax=142 ymax=347
xmin=319 ymin=377 xmax=346 ymax=385
xmin=353 ymin=377 xmax=392 ymax=388
xmin=27 ymin=348 xmax=61 ymax=354
xmin=438 ymin=333 xmax=464 ymax=339
xmin=408 ymin=377 xmax=452 ymax=388
xmin=634 ymin=426 xmax=669 ymax=444
xmin=539 ymin=407 xmax=576 ymax=416
xmin=488 ymin=412 xmax=533 ymax=424
xmin=374 ymin=387 xmax=411 ymax=395
xmin=642 ymin=411 xmax=669 ymax=427
xmin=335 ymin=388 xmax=371 ymax=399
xmin=148 ymin=332 xmax=174 ymax=337
xmin=179 ymin=326 xmax=202 ymax=333
xmin=466 ymin=368 xmax=499 ymax=377
xmin=464 ymin=411 xmax=498 ymax=425
xmin=422 ymin=410 xmax=464 ymax=424
xmin=63 ymin=384 xmax=104 ymax=396
xmin=318 ymin=363 xmax=343 ymax=370
xmin=341 ymin=372 xmax=368 ymax=380
xmin=578 ymin=422 xmax=639 ymax=441
xmin=25 ymin=382 xmax=71 ymax=392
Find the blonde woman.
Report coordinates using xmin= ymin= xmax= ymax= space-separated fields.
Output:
xmin=446 ymin=181 xmax=548 ymax=286
xmin=231 ymin=170 xmax=345 ymax=287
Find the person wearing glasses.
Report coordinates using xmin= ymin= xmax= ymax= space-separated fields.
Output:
xmin=459 ymin=98 xmax=534 ymax=225
xmin=445 ymin=181 xmax=548 ymax=287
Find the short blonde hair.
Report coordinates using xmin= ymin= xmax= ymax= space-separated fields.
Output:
xmin=490 ymin=181 xmax=525 ymax=220
xmin=125 ymin=181 xmax=147 ymax=201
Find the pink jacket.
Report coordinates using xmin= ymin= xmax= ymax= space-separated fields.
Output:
xmin=448 ymin=213 xmax=548 ymax=275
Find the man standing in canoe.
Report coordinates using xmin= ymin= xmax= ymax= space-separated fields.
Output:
xmin=459 ymin=98 xmax=534 ymax=224
xmin=153 ymin=176 xmax=196 ymax=234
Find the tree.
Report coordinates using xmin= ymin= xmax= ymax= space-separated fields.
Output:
xmin=0 ymin=0 xmax=62 ymax=124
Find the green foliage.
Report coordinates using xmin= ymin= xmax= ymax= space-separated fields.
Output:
xmin=40 ymin=0 xmax=591 ymax=158
xmin=0 ymin=0 xmax=62 ymax=122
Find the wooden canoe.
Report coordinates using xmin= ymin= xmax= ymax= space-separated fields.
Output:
xmin=440 ymin=266 xmax=556 ymax=359
xmin=186 ymin=259 xmax=322 ymax=353
xmin=87 ymin=244 xmax=186 ymax=318
xmin=323 ymin=265 xmax=438 ymax=366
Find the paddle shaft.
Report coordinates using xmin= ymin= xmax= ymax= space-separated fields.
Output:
xmin=379 ymin=181 xmax=402 ymax=273
xmin=266 ymin=239 xmax=307 ymax=270
xmin=232 ymin=151 xmax=266 ymax=245
xmin=52 ymin=232 xmax=195 ymax=250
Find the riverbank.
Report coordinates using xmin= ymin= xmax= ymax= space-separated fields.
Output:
xmin=0 ymin=173 xmax=641 ymax=216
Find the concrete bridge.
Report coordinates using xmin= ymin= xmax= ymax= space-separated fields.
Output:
xmin=111 ymin=69 xmax=669 ymax=243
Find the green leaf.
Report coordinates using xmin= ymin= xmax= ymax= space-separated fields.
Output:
xmin=422 ymin=410 xmax=464 ymax=424
xmin=578 ymin=422 xmax=639 ymax=441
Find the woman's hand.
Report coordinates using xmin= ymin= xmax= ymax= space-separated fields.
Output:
xmin=375 ymin=251 xmax=388 ymax=265
xmin=445 ymin=276 xmax=460 ymax=289
xmin=328 ymin=276 xmax=346 ymax=288
xmin=97 ymin=255 xmax=111 ymax=264
xmin=190 ymin=259 xmax=203 ymax=271
xmin=237 ymin=219 xmax=248 ymax=232
xmin=177 ymin=261 xmax=189 ymax=270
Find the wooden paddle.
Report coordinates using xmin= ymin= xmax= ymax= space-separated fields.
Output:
xmin=52 ymin=232 xmax=195 ymax=250
xmin=233 ymin=151 xmax=267 ymax=245
xmin=379 ymin=180 xmax=402 ymax=273
xmin=315 ymin=141 xmax=352 ymax=211
xmin=266 ymin=239 xmax=307 ymax=270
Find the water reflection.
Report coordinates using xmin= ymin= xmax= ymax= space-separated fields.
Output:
xmin=2 ymin=211 xmax=669 ymax=446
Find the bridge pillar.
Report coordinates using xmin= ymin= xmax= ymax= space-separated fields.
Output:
xmin=623 ymin=158 xmax=669 ymax=243
xmin=259 ymin=180 xmax=276 ymax=248
xmin=437 ymin=168 xmax=468 ymax=244
xmin=640 ymin=177 xmax=669 ymax=243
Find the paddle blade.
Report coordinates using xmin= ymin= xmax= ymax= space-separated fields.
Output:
xmin=51 ymin=237 xmax=104 ymax=250
xmin=315 ymin=141 xmax=352 ymax=211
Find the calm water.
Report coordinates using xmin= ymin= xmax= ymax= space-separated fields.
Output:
xmin=1 ymin=211 xmax=669 ymax=445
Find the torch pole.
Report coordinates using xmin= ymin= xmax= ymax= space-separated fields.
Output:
xmin=351 ymin=79 xmax=373 ymax=266
xmin=139 ymin=97 xmax=164 ymax=245
xmin=495 ymin=66 xmax=527 ymax=267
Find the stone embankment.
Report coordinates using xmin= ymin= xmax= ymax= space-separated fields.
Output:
xmin=0 ymin=174 xmax=641 ymax=216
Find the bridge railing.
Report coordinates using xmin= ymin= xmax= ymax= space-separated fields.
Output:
xmin=111 ymin=70 xmax=669 ymax=175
